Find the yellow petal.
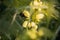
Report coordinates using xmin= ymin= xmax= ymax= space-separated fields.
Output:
xmin=32 ymin=25 xmax=38 ymax=31
xmin=36 ymin=13 xmax=44 ymax=20
xmin=34 ymin=25 xmax=38 ymax=30
xmin=22 ymin=21 xmax=28 ymax=28
xmin=27 ymin=30 xmax=37 ymax=39
xmin=28 ymin=22 xmax=31 ymax=28
xmin=34 ymin=1 xmax=39 ymax=6
xmin=38 ymin=8 xmax=41 ymax=11
xmin=31 ymin=22 xmax=36 ymax=27
xmin=38 ymin=29 xmax=44 ymax=37
xmin=23 ymin=10 xmax=30 ymax=18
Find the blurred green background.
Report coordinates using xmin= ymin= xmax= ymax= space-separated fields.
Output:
xmin=0 ymin=0 xmax=60 ymax=40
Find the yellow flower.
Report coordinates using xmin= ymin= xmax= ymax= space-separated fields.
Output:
xmin=31 ymin=25 xmax=38 ymax=31
xmin=27 ymin=30 xmax=37 ymax=39
xmin=28 ymin=22 xmax=31 ymax=28
xmin=30 ymin=22 xmax=38 ymax=30
xmin=34 ymin=25 xmax=38 ymax=30
xmin=22 ymin=21 xmax=28 ymax=28
xmin=38 ymin=29 xmax=44 ymax=37
xmin=30 ymin=22 xmax=36 ymax=27
xmin=23 ymin=10 xmax=30 ymax=18
xmin=39 ymin=1 xmax=42 ymax=6
xmin=36 ymin=13 xmax=44 ymax=20
xmin=38 ymin=8 xmax=41 ymax=11
xmin=34 ymin=0 xmax=39 ymax=6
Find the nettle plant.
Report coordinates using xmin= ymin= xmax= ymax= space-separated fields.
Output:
xmin=8 ymin=0 xmax=59 ymax=40
xmin=0 ymin=0 xmax=59 ymax=40
xmin=15 ymin=0 xmax=59 ymax=40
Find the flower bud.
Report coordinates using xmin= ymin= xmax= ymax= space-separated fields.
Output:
xmin=22 ymin=21 xmax=28 ymax=28
xmin=23 ymin=10 xmax=30 ymax=18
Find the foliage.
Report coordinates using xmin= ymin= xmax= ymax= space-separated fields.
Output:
xmin=0 ymin=0 xmax=60 ymax=40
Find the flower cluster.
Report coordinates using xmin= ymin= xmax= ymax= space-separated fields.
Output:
xmin=21 ymin=0 xmax=48 ymax=39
